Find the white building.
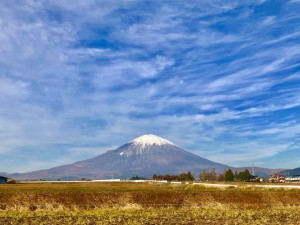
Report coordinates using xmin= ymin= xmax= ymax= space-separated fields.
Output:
xmin=285 ymin=175 xmax=300 ymax=182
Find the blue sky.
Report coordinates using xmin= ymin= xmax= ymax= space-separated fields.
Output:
xmin=1 ymin=0 xmax=300 ymax=172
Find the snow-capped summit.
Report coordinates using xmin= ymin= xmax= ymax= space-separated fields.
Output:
xmin=9 ymin=133 xmax=280 ymax=180
xmin=115 ymin=134 xmax=179 ymax=156
xmin=130 ymin=134 xmax=175 ymax=147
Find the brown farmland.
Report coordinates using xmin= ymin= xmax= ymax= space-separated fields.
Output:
xmin=0 ymin=182 xmax=300 ymax=224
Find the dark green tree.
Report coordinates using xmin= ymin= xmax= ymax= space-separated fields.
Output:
xmin=224 ymin=169 xmax=234 ymax=181
xmin=238 ymin=169 xmax=251 ymax=181
xmin=187 ymin=171 xmax=195 ymax=181
xmin=178 ymin=171 xmax=195 ymax=181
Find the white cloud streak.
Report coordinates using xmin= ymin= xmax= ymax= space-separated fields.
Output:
xmin=0 ymin=0 xmax=300 ymax=172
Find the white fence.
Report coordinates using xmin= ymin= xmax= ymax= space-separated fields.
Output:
xmin=19 ymin=179 xmax=171 ymax=184
xmin=92 ymin=179 xmax=121 ymax=182
xmin=246 ymin=184 xmax=300 ymax=189
xmin=193 ymin=183 xmax=238 ymax=188
xmin=285 ymin=177 xmax=300 ymax=182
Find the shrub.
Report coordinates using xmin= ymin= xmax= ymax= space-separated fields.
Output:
xmin=199 ymin=169 xmax=217 ymax=181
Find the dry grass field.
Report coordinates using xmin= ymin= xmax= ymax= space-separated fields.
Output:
xmin=0 ymin=182 xmax=300 ymax=224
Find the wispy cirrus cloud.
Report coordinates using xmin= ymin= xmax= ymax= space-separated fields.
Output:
xmin=0 ymin=0 xmax=300 ymax=172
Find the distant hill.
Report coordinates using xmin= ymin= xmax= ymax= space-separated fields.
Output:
xmin=235 ymin=167 xmax=286 ymax=178
xmin=1 ymin=134 xmax=286 ymax=180
xmin=279 ymin=167 xmax=300 ymax=176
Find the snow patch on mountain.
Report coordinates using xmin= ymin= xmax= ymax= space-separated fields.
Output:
xmin=130 ymin=134 xmax=175 ymax=148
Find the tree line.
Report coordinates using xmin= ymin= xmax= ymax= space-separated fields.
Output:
xmin=151 ymin=169 xmax=254 ymax=182
xmin=153 ymin=171 xmax=195 ymax=181
xmin=199 ymin=169 xmax=254 ymax=182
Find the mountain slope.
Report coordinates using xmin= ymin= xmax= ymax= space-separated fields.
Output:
xmin=3 ymin=134 xmax=286 ymax=180
xmin=8 ymin=134 xmax=229 ymax=180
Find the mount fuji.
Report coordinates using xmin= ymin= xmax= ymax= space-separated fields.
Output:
xmin=5 ymin=134 xmax=284 ymax=180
